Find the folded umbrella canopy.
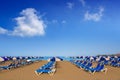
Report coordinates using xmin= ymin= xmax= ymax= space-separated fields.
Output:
xmin=0 ymin=57 xmax=4 ymax=62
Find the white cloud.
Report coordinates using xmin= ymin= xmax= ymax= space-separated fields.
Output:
xmin=0 ymin=8 xmax=46 ymax=37
xmin=67 ymin=2 xmax=74 ymax=9
xmin=79 ymin=0 xmax=85 ymax=7
xmin=0 ymin=27 xmax=8 ymax=34
xmin=12 ymin=8 xmax=46 ymax=37
xmin=84 ymin=7 xmax=104 ymax=22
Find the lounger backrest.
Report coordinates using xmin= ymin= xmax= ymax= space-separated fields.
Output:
xmin=88 ymin=62 xmax=92 ymax=67
xmin=40 ymin=61 xmax=56 ymax=69
xmin=8 ymin=63 xmax=14 ymax=67
xmin=99 ymin=64 xmax=104 ymax=70
xmin=95 ymin=64 xmax=104 ymax=71
xmin=95 ymin=63 xmax=101 ymax=69
xmin=96 ymin=63 xmax=105 ymax=71
xmin=82 ymin=61 xmax=87 ymax=65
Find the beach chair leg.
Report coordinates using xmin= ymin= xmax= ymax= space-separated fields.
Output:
xmin=49 ymin=72 xmax=54 ymax=76
xmin=38 ymin=72 xmax=42 ymax=75
xmin=49 ymin=69 xmax=56 ymax=76
xmin=7 ymin=68 xmax=10 ymax=70
xmin=104 ymin=68 xmax=107 ymax=74
xmin=35 ymin=71 xmax=39 ymax=76
xmin=92 ymin=71 xmax=95 ymax=75
xmin=89 ymin=71 xmax=95 ymax=75
xmin=101 ymin=68 xmax=107 ymax=74
xmin=49 ymin=72 xmax=52 ymax=76
xmin=80 ymin=67 xmax=82 ymax=69
xmin=89 ymin=71 xmax=92 ymax=74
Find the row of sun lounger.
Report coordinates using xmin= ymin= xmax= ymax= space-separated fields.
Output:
xmin=59 ymin=56 xmax=120 ymax=67
xmin=98 ymin=57 xmax=120 ymax=67
xmin=35 ymin=61 xmax=56 ymax=76
xmin=0 ymin=60 xmax=34 ymax=71
xmin=70 ymin=60 xmax=107 ymax=74
xmin=73 ymin=56 xmax=120 ymax=67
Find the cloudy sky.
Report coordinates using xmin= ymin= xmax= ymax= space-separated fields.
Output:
xmin=0 ymin=0 xmax=120 ymax=56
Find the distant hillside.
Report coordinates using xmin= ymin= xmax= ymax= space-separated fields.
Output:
xmin=97 ymin=53 xmax=120 ymax=56
xmin=114 ymin=53 xmax=120 ymax=56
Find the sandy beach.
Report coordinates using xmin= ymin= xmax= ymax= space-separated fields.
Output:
xmin=0 ymin=0 xmax=120 ymax=79
xmin=0 ymin=61 xmax=120 ymax=80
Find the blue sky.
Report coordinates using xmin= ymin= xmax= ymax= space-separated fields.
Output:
xmin=0 ymin=0 xmax=120 ymax=56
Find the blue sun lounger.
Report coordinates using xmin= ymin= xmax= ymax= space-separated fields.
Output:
xmin=79 ymin=61 xmax=88 ymax=68
xmin=40 ymin=61 xmax=55 ymax=69
xmin=35 ymin=68 xmax=56 ymax=75
xmin=85 ymin=63 xmax=107 ymax=74
xmin=116 ymin=63 xmax=120 ymax=67
xmin=83 ymin=62 xmax=92 ymax=70
xmin=0 ymin=63 xmax=15 ymax=70
xmin=35 ymin=61 xmax=56 ymax=76
xmin=110 ymin=61 xmax=118 ymax=67
xmin=110 ymin=60 xmax=120 ymax=67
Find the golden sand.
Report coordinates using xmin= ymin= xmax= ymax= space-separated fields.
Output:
xmin=0 ymin=61 xmax=120 ymax=80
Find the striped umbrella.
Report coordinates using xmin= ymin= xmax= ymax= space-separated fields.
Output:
xmin=0 ymin=57 xmax=4 ymax=62
xmin=12 ymin=57 xmax=17 ymax=60
xmin=2 ymin=57 xmax=9 ymax=61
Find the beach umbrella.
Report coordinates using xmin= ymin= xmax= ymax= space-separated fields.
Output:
xmin=19 ymin=56 xmax=23 ymax=59
xmin=22 ymin=57 xmax=26 ymax=59
xmin=85 ymin=56 xmax=88 ymax=59
xmin=85 ymin=56 xmax=90 ymax=61
xmin=27 ymin=57 xmax=31 ymax=59
xmin=105 ymin=56 xmax=110 ymax=61
xmin=19 ymin=56 xmax=25 ymax=59
xmin=9 ymin=57 xmax=13 ymax=60
xmin=16 ymin=56 xmax=19 ymax=60
xmin=2 ymin=57 xmax=9 ymax=61
xmin=12 ymin=57 xmax=17 ymax=60
xmin=27 ymin=59 xmax=31 ymax=62
xmin=99 ymin=56 xmax=106 ymax=61
xmin=76 ymin=56 xmax=79 ymax=59
xmin=50 ymin=57 xmax=55 ymax=61
xmin=115 ymin=56 xmax=118 ymax=58
xmin=96 ymin=57 xmax=101 ymax=61
xmin=55 ymin=57 xmax=63 ymax=61
xmin=25 ymin=56 xmax=28 ymax=59
xmin=93 ymin=56 xmax=97 ymax=61
xmin=90 ymin=56 xmax=94 ymax=60
xmin=6 ymin=56 xmax=12 ymax=60
xmin=48 ymin=57 xmax=63 ymax=61
xmin=0 ymin=57 xmax=4 ymax=62
xmin=80 ymin=56 xmax=83 ymax=59
xmin=48 ymin=57 xmax=55 ymax=61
